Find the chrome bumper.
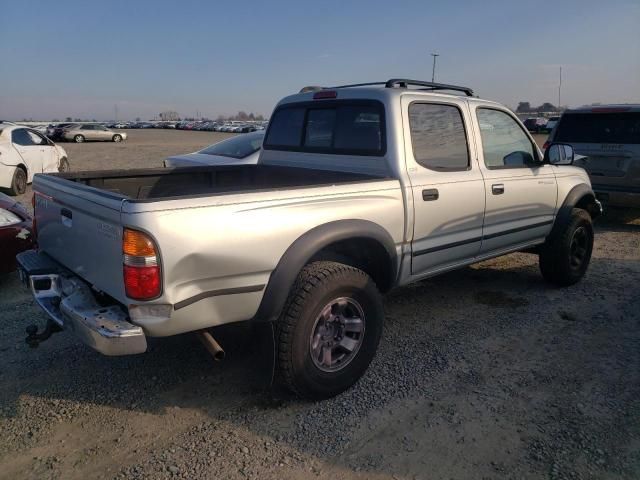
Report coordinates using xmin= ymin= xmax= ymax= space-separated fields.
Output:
xmin=17 ymin=252 xmax=146 ymax=356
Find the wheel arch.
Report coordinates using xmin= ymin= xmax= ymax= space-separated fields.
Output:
xmin=550 ymin=183 xmax=600 ymax=239
xmin=253 ymin=219 xmax=398 ymax=323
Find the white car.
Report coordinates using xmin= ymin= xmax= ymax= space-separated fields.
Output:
xmin=165 ymin=130 xmax=264 ymax=167
xmin=0 ymin=123 xmax=69 ymax=195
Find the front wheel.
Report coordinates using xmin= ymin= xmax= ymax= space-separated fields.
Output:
xmin=9 ymin=168 xmax=27 ymax=195
xmin=276 ymin=261 xmax=384 ymax=399
xmin=113 ymin=134 xmax=122 ymax=142
xmin=58 ymin=157 xmax=70 ymax=172
xmin=74 ymin=135 xmax=85 ymax=143
xmin=539 ymin=208 xmax=594 ymax=286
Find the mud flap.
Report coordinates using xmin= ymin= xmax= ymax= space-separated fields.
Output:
xmin=248 ymin=321 xmax=276 ymax=391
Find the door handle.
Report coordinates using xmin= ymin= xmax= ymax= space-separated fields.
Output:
xmin=422 ymin=188 xmax=439 ymax=201
xmin=492 ymin=184 xmax=504 ymax=195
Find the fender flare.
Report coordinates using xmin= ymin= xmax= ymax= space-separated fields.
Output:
xmin=253 ymin=219 xmax=398 ymax=323
xmin=549 ymin=183 xmax=599 ymax=239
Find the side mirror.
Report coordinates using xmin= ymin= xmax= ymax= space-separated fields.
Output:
xmin=544 ymin=143 xmax=574 ymax=165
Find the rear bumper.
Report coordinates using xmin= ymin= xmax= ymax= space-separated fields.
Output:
xmin=16 ymin=250 xmax=147 ymax=356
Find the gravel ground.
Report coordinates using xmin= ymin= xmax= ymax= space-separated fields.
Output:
xmin=1 ymin=130 xmax=639 ymax=479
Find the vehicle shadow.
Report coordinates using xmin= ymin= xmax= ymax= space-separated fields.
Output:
xmin=1 ymin=244 xmax=638 ymax=478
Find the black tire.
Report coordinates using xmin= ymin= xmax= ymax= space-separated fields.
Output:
xmin=113 ymin=134 xmax=122 ymax=142
xmin=276 ymin=261 xmax=384 ymax=399
xmin=9 ymin=167 xmax=27 ymax=195
xmin=58 ymin=157 xmax=70 ymax=172
xmin=74 ymin=135 xmax=85 ymax=143
xmin=539 ymin=208 xmax=594 ymax=286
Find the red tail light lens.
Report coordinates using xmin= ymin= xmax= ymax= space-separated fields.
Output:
xmin=123 ymin=265 xmax=161 ymax=300
xmin=123 ymin=228 xmax=161 ymax=300
xmin=543 ymin=141 xmax=550 ymax=151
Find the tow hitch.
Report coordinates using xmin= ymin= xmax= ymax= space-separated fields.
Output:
xmin=25 ymin=319 xmax=62 ymax=348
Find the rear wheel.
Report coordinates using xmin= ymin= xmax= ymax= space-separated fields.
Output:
xmin=113 ymin=134 xmax=122 ymax=142
xmin=8 ymin=167 xmax=27 ymax=195
xmin=276 ymin=261 xmax=384 ymax=399
xmin=74 ymin=135 xmax=85 ymax=143
xmin=540 ymin=208 xmax=594 ymax=286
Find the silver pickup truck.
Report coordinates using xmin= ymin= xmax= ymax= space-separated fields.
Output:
xmin=17 ymin=79 xmax=602 ymax=399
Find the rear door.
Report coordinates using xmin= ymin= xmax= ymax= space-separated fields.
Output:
xmin=472 ymin=106 xmax=557 ymax=254
xmin=401 ymin=97 xmax=486 ymax=275
xmin=553 ymin=110 xmax=640 ymax=199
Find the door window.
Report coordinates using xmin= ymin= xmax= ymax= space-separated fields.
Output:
xmin=476 ymin=108 xmax=538 ymax=168
xmin=11 ymin=129 xmax=38 ymax=146
xmin=27 ymin=130 xmax=48 ymax=145
xmin=409 ymin=103 xmax=470 ymax=170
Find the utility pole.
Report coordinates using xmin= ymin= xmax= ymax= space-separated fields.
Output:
xmin=558 ymin=66 xmax=562 ymax=108
xmin=431 ymin=53 xmax=440 ymax=82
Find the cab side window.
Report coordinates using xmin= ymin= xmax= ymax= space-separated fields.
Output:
xmin=409 ymin=103 xmax=470 ymax=171
xmin=477 ymin=108 xmax=538 ymax=168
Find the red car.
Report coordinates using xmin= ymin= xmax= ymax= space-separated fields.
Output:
xmin=0 ymin=192 xmax=33 ymax=273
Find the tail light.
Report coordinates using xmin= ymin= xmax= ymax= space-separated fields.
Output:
xmin=543 ymin=141 xmax=550 ymax=151
xmin=123 ymin=228 xmax=161 ymax=300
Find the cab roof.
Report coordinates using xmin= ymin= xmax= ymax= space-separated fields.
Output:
xmin=279 ymin=78 xmax=501 ymax=108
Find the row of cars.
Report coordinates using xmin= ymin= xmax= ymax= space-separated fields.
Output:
xmin=174 ymin=121 xmax=266 ymax=133
xmin=108 ymin=120 xmax=268 ymax=133
xmin=523 ymin=116 xmax=560 ymax=133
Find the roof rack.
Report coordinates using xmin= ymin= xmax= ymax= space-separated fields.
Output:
xmin=299 ymin=79 xmax=474 ymax=97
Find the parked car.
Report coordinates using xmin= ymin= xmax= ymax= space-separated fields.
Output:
xmin=17 ymin=78 xmax=601 ymax=400
xmin=114 ymin=123 xmax=129 ymax=129
xmin=46 ymin=123 xmax=75 ymax=140
xmin=523 ymin=117 xmax=548 ymax=133
xmin=165 ymin=131 xmax=264 ymax=167
xmin=0 ymin=123 xmax=69 ymax=195
xmin=545 ymin=116 xmax=560 ymax=132
xmin=0 ymin=192 xmax=33 ymax=273
xmin=546 ymin=105 xmax=640 ymax=208
xmin=63 ymin=124 xmax=127 ymax=143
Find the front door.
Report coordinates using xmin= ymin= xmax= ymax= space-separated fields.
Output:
xmin=472 ymin=107 xmax=557 ymax=254
xmin=402 ymin=98 xmax=486 ymax=275
xmin=11 ymin=128 xmax=44 ymax=181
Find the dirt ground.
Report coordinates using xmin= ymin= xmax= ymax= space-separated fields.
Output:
xmin=1 ymin=130 xmax=639 ymax=480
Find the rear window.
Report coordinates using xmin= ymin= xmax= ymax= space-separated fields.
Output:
xmin=555 ymin=112 xmax=640 ymax=144
xmin=264 ymin=100 xmax=385 ymax=156
xmin=199 ymin=131 xmax=264 ymax=159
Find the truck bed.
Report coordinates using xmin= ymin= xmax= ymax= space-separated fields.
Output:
xmin=55 ymin=164 xmax=381 ymax=201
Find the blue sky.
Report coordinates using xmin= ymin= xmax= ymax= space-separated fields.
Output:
xmin=1 ymin=0 xmax=638 ymax=120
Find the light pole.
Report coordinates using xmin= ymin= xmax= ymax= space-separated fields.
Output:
xmin=558 ymin=66 xmax=562 ymax=108
xmin=431 ymin=53 xmax=439 ymax=82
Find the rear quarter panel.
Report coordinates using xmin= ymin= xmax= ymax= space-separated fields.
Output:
xmin=122 ymin=180 xmax=404 ymax=335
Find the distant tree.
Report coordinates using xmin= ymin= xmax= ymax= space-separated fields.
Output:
xmin=536 ymin=102 xmax=557 ymax=112
xmin=73 ymin=118 xmax=82 ymax=122
xmin=65 ymin=117 xmax=72 ymax=122
xmin=237 ymin=111 xmax=249 ymax=121
xmin=52 ymin=118 xmax=60 ymax=122
xmin=216 ymin=115 xmax=226 ymax=122
xmin=255 ymin=114 xmax=264 ymax=121
xmin=516 ymin=102 xmax=531 ymax=113
xmin=248 ymin=112 xmax=255 ymax=121
xmin=136 ymin=117 xmax=141 ymax=122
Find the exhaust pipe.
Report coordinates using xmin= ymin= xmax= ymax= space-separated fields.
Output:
xmin=197 ymin=330 xmax=225 ymax=361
